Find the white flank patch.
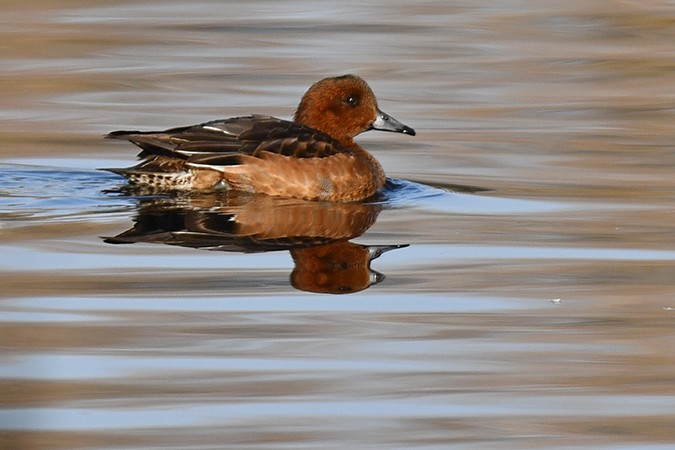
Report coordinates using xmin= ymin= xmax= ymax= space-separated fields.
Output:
xmin=187 ymin=162 xmax=227 ymax=173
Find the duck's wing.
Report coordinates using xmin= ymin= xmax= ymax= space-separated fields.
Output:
xmin=107 ymin=115 xmax=347 ymax=165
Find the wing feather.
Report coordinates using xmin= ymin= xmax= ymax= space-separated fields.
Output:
xmin=107 ymin=115 xmax=347 ymax=165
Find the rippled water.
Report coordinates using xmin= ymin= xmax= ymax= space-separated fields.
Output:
xmin=2 ymin=1 xmax=675 ymax=449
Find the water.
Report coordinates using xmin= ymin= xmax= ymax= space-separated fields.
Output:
xmin=2 ymin=1 xmax=675 ymax=448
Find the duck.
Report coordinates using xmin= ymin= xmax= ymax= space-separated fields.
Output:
xmin=105 ymin=74 xmax=415 ymax=202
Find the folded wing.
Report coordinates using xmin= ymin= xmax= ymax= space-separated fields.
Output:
xmin=107 ymin=115 xmax=347 ymax=167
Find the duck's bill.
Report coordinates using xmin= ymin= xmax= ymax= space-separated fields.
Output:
xmin=371 ymin=108 xmax=416 ymax=136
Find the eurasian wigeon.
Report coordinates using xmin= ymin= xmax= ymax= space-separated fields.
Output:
xmin=106 ymin=74 xmax=415 ymax=202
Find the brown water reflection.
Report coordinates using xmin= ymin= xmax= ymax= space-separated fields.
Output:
xmin=105 ymin=192 xmax=405 ymax=293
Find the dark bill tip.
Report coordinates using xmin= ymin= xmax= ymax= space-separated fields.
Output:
xmin=400 ymin=125 xmax=416 ymax=136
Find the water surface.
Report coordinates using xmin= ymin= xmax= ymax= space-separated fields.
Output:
xmin=2 ymin=1 xmax=675 ymax=448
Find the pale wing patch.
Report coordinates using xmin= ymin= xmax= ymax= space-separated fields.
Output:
xmin=201 ymin=125 xmax=237 ymax=135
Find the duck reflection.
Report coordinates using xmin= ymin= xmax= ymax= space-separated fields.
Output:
xmin=105 ymin=191 xmax=407 ymax=294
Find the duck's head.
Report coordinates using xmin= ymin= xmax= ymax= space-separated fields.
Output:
xmin=294 ymin=74 xmax=415 ymax=143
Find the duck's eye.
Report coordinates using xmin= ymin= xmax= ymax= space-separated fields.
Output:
xmin=345 ymin=95 xmax=359 ymax=107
